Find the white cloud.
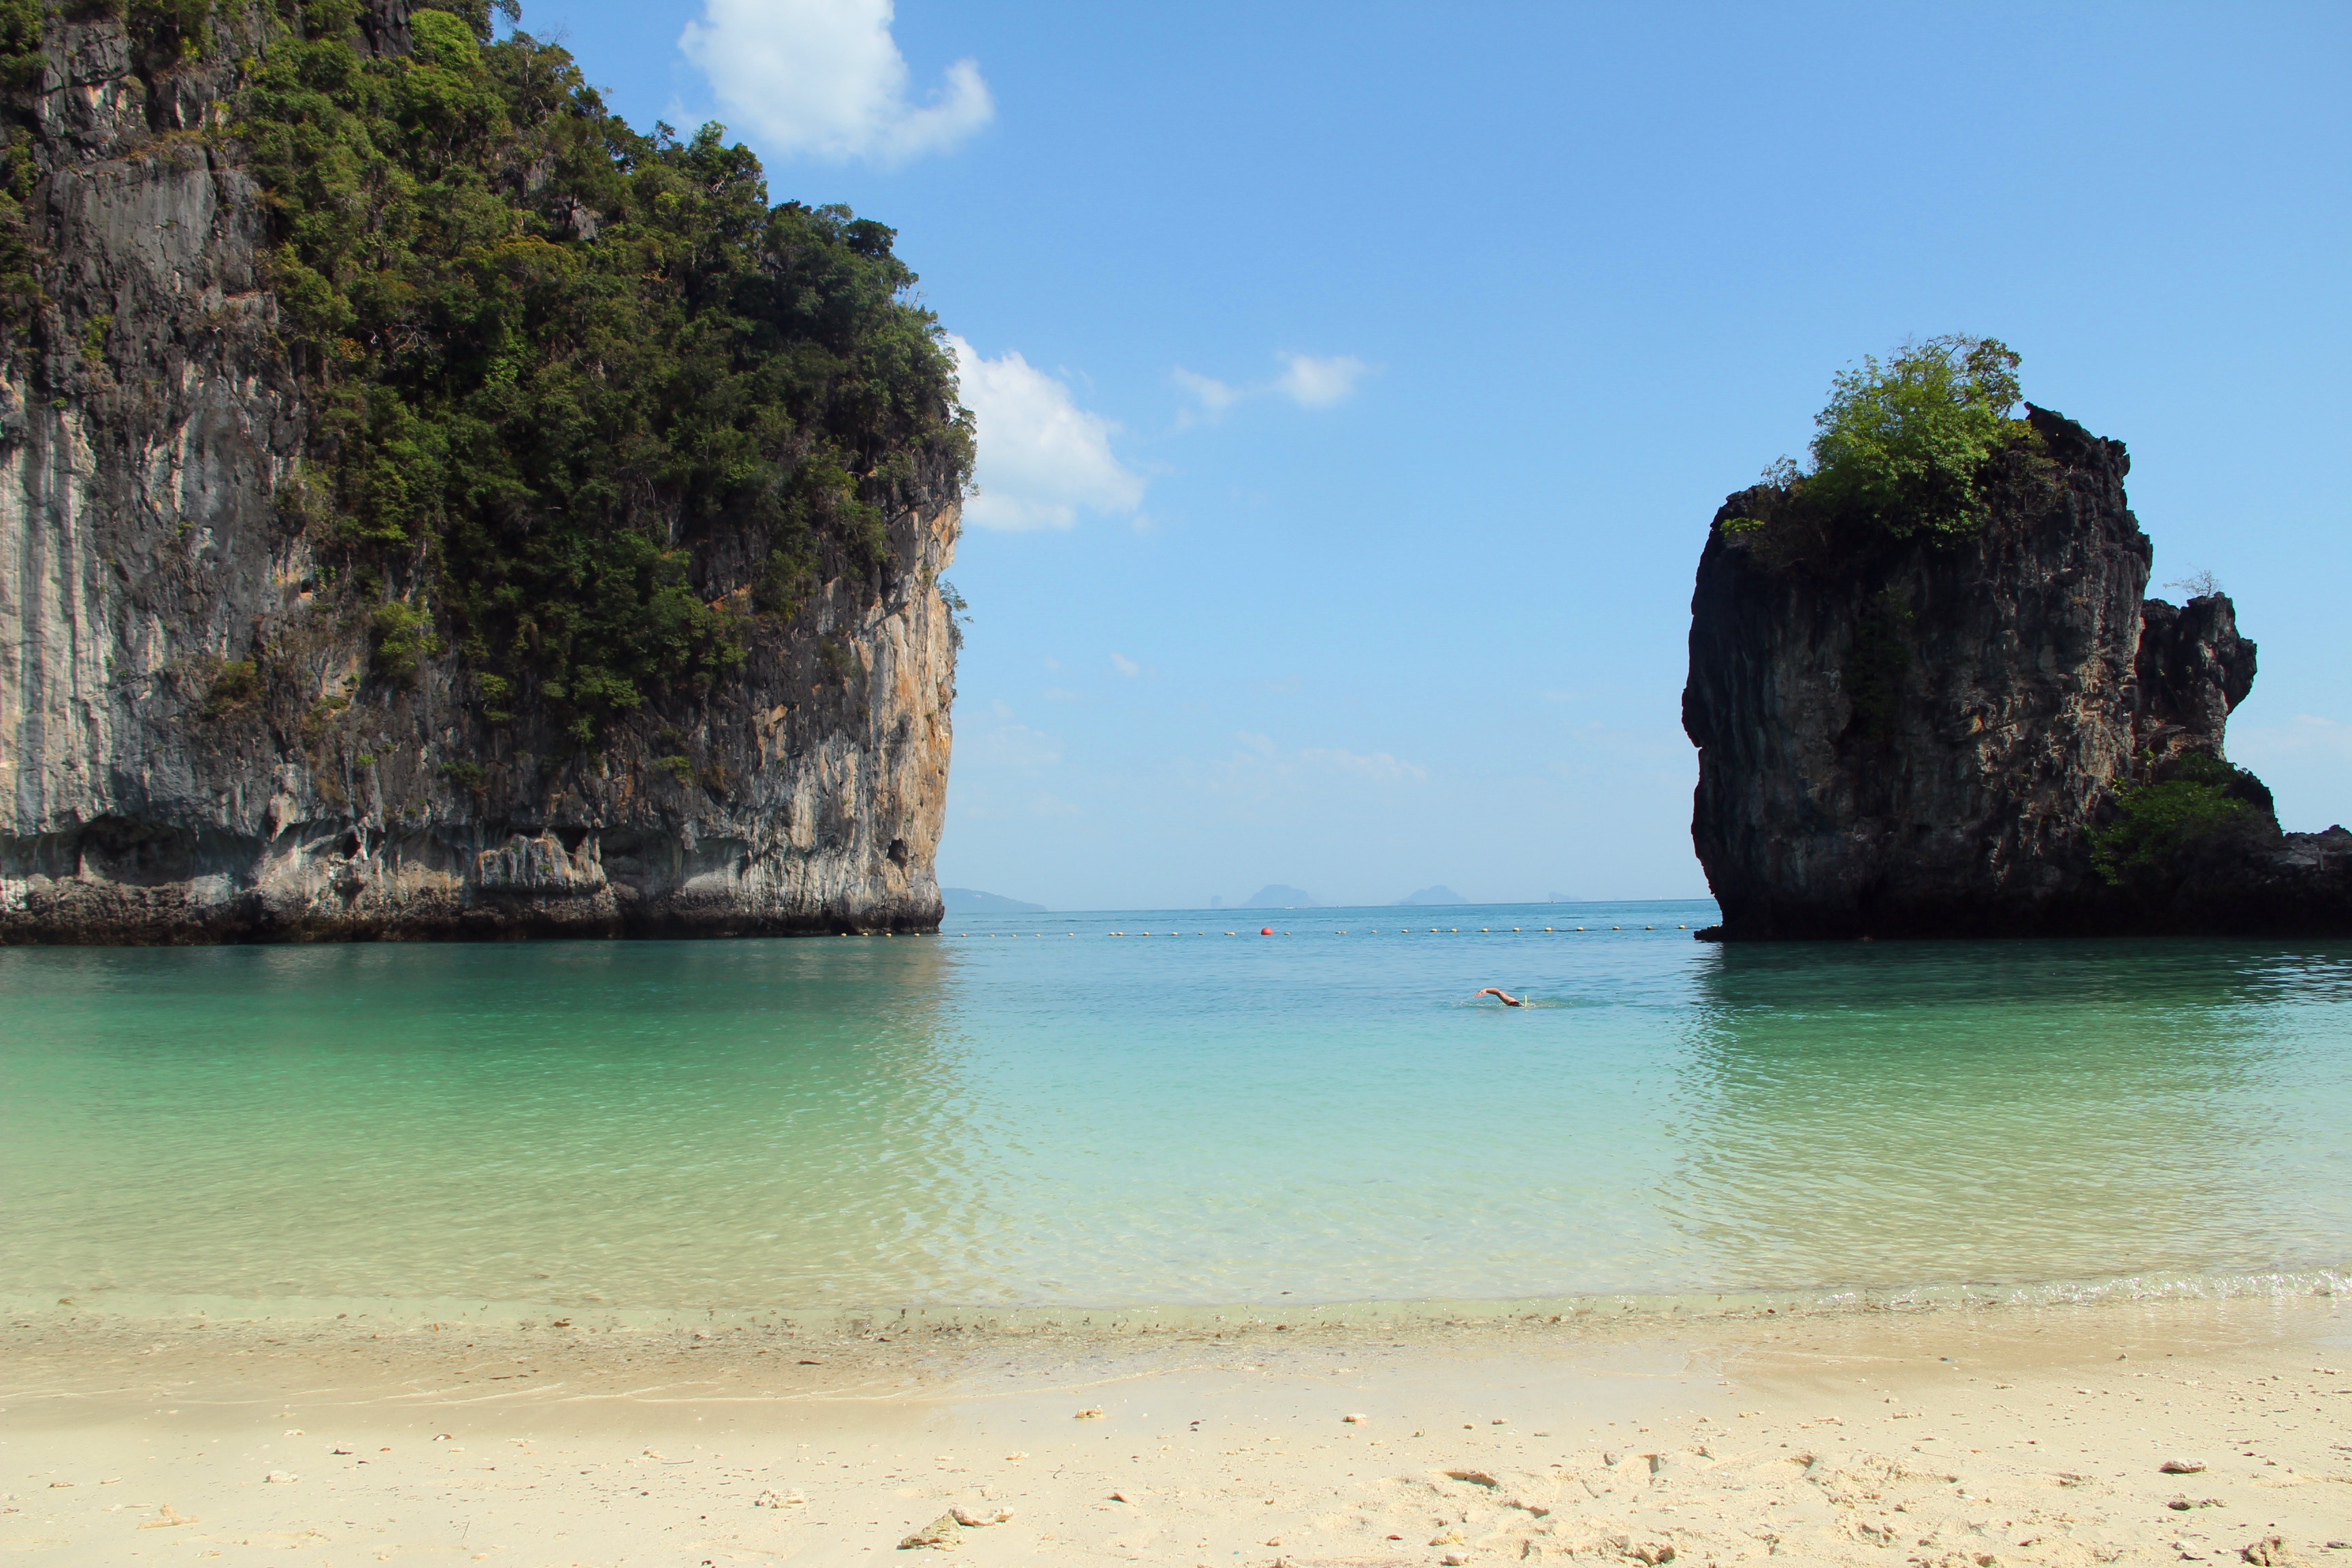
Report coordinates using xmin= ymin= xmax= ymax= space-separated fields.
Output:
xmin=679 ymin=0 xmax=992 ymax=165
xmin=1275 ymin=352 xmax=1371 ymax=408
xmin=1173 ymin=351 xmax=1373 ymax=423
xmin=1109 ymin=652 xmax=1141 ymax=678
xmin=948 ymin=334 xmax=1146 ymax=530
xmin=1171 ymin=368 xmax=1245 ymax=425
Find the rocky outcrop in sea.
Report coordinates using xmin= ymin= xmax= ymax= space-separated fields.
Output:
xmin=1682 ymin=405 xmax=2351 ymax=938
xmin=0 ymin=4 xmax=960 ymax=943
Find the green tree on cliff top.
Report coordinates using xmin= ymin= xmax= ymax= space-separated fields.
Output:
xmin=1801 ymin=336 xmax=2027 ymax=538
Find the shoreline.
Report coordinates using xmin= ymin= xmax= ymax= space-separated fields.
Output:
xmin=10 ymin=1264 xmax=2346 ymax=1341
xmin=8 ymin=1290 xmax=2347 ymax=1566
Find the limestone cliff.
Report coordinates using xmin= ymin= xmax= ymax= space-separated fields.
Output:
xmin=0 ymin=3 xmax=962 ymax=943
xmin=1682 ymin=405 xmax=2351 ymax=938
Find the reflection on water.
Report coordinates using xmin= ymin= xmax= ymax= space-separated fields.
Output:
xmin=1 ymin=909 xmax=2346 ymax=1313
xmin=2 ymin=939 xmax=986 ymax=1305
xmin=1664 ymin=943 xmax=2352 ymax=1291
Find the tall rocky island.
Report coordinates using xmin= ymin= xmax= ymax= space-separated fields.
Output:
xmin=0 ymin=1 xmax=966 ymax=943
xmin=1682 ymin=342 xmax=2350 ymax=939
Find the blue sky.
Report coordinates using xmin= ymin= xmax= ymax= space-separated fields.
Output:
xmin=524 ymin=0 xmax=2351 ymax=911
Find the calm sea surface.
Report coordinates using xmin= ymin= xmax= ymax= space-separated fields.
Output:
xmin=4 ymin=900 xmax=2349 ymax=1319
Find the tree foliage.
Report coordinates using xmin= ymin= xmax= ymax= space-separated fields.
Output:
xmin=240 ymin=0 xmax=969 ymax=740
xmin=1723 ymin=336 xmax=2046 ymax=550
xmin=2091 ymin=752 xmax=2268 ymax=887
xmin=0 ymin=0 xmax=42 ymax=323
xmin=1803 ymin=336 xmax=2027 ymax=538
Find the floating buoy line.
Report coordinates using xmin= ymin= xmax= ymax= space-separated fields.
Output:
xmin=947 ymin=924 xmax=1693 ymax=937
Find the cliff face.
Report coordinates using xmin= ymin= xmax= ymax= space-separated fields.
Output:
xmin=1682 ymin=406 xmax=2350 ymax=938
xmin=0 ymin=5 xmax=960 ymax=943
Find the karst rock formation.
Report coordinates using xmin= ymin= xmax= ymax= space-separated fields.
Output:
xmin=0 ymin=2 xmax=960 ymax=943
xmin=1682 ymin=405 xmax=2351 ymax=938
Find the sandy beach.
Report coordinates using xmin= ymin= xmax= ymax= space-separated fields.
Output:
xmin=5 ymin=1292 xmax=2346 ymax=1567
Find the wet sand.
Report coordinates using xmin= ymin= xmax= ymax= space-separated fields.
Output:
xmin=5 ymin=1293 xmax=2347 ymax=1566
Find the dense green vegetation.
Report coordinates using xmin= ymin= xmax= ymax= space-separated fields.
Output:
xmin=1805 ymin=336 xmax=2029 ymax=538
xmin=4 ymin=0 xmax=967 ymax=742
xmin=0 ymin=0 xmax=43 ymax=322
xmin=2092 ymin=752 xmax=2268 ymax=886
xmin=242 ymin=0 xmax=969 ymax=741
xmin=1722 ymin=336 xmax=2048 ymax=551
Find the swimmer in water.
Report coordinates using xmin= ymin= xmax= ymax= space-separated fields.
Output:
xmin=1475 ymin=987 xmax=1527 ymax=1007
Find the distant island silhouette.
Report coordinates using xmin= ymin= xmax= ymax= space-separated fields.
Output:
xmin=1396 ymin=885 xmax=1465 ymax=905
xmin=941 ymin=887 xmax=1047 ymax=914
xmin=1242 ymin=885 xmax=1320 ymax=909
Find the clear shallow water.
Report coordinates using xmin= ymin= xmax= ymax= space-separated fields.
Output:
xmin=3 ymin=901 xmax=2349 ymax=1316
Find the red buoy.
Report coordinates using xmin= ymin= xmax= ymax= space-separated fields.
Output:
xmin=1260 ymin=926 xmax=1274 ymax=936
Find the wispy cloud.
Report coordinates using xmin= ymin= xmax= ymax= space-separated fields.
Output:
xmin=1172 ymin=350 xmax=1375 ymax=425
xmin=949 ymin=335 xmax=1146 ymax=531
xmin=1203 ymin=732 xmax=1426 ymax=797
xmin=1109 ymin=652 xmax=1141 ymax=678
xmin=1275 ymin=352 xmax=1371 ymax=408
xmin=1298 ymin=747 xmax=1425 ymax=781
xmin=1171 ymin=368 xmax=1247 ymax=421
xmin=962 ymin=701 xmax=1063 ymax=769
xmin=679 ymin=0 xmax=992 ymax=165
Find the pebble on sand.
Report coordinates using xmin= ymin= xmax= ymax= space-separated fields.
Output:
xmin=2161 ymin=1458 xmax=2209 ymax=1473
xmin=264 ymin=1471 xmax=298 ymax=1483
xmin=897 ymin=1512 xmax=962 ymax=1549
xmin=1073 ymin=1406 xmax=1105 ymax=1419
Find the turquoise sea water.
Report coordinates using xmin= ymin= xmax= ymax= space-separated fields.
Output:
xmin=4 ymin=900 xmax=2349 ymax=1318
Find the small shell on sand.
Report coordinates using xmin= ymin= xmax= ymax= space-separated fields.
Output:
xmin=1341 ymin=1412 xmax=1367 ymax=1423
xmin=2161 ymin=1458 xmax=2208 ymax=1473
xmin=1073 ymin=1407 xmax=1104 ymax=1419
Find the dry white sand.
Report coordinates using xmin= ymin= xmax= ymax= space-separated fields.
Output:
xmin=5 ymin=1294 xmax=2347 ymax=1567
